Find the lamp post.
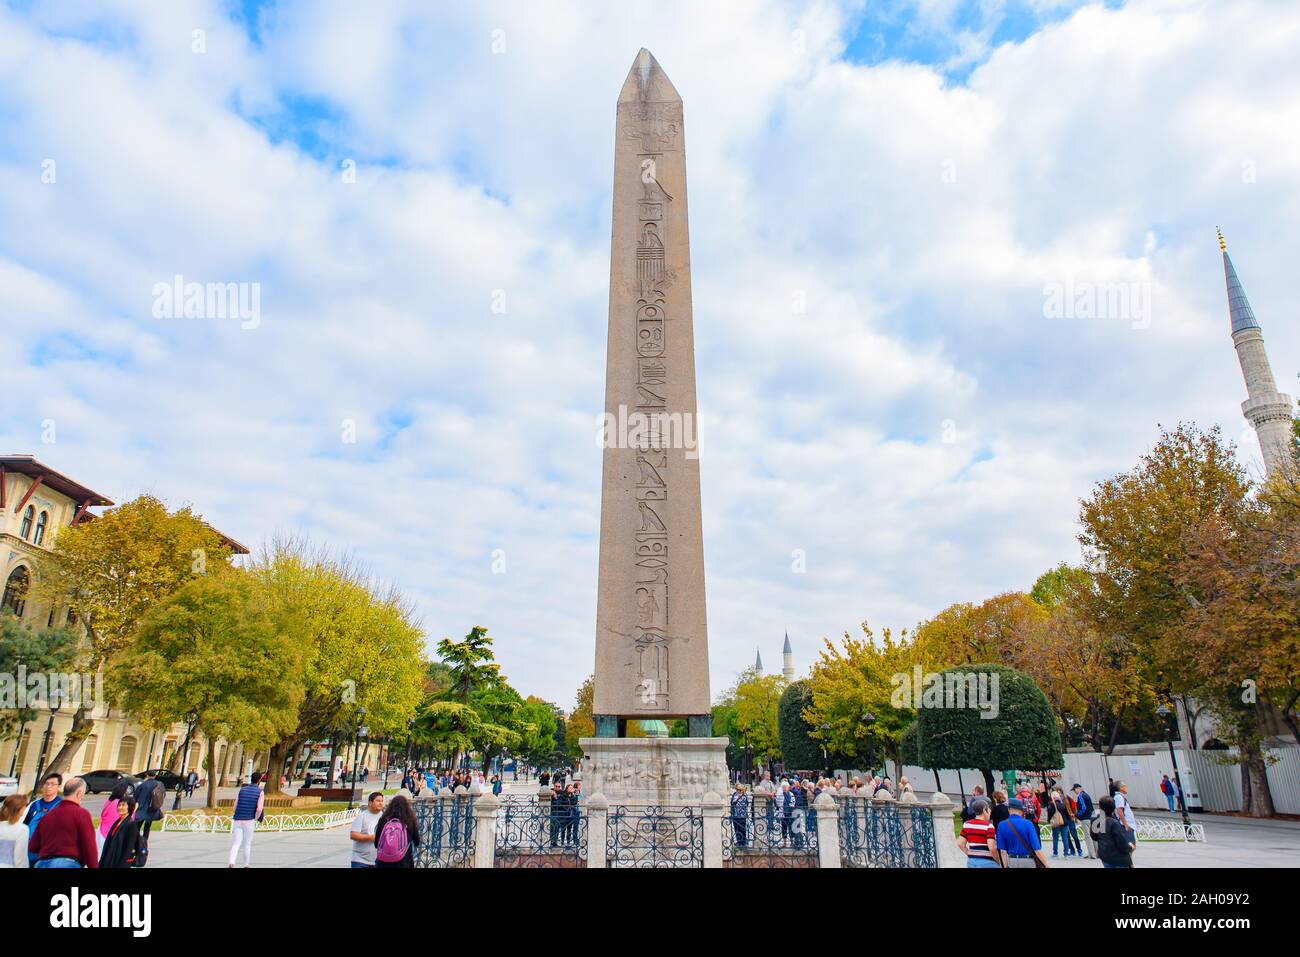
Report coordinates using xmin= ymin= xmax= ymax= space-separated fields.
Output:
xmin=8 ymin=718 xmax=26 ymax=778
xmin=860 ymin=712 xmax=876 ymax=778
xmin=819 ymin=723 xmax=830 ymax=776
xmin=30 ymin=687 xmax=63 ymax=797
xmin=172 ymin=711 xmax=198 ymax=811
xmin=1156 ymin=704 xmax=1192 ymax=829
xmin=348 ymin=706 xmax=367 ymax=811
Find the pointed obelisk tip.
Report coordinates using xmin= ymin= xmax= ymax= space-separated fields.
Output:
xmin=619 ymin=47 xmax=681 ymax=103
xmin=1217 ymin=227 xmax=1227 ymax=252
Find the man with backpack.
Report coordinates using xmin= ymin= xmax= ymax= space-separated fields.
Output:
xmin=131 ymin=770 xmax=165 ymax=867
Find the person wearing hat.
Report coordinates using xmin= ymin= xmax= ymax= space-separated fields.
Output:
xmin=995 ymin=798 xmax=1049 ymax=868
xmin=1071 ymin=783 xmax=1097 ymax=859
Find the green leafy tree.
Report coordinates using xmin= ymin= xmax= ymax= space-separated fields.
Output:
xmin=912 ymin=664 xmax=1062 ymax=795
xmin=778 ymin=681 xmax=822 ymax=771
xmin=733 ymin=673 xmax=786 ymax=764
xmin=108 ymin=572 xmax=306 ymax=807
xmin=251 ymin=539 xmax=425 ymax=793
xmin=0 ymin=614 xmax=80 ymax=740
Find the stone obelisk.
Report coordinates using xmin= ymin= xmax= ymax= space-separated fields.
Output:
xmin=581 ymin=50 xmax=726 ymax=805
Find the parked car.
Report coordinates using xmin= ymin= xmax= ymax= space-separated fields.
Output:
xmin=0 ymin=774 xmax=18 ymax=797
xmin=83 ymin=769 xmax=142 ymax=794
xmin=138 ymin=769 xmax=186 ymax=790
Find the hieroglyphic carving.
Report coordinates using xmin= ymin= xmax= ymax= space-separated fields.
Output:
xmin=621 ymin=101 xmax=683 ymax=152
xmin=631 ymin=132 xmax=673 ymax=713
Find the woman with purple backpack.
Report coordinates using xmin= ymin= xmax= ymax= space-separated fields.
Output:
xmin=374 ymin=794 xmax=420 ymax=868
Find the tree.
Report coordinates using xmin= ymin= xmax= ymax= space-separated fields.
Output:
xmin=912 ymin=664 xmax=1062 ymax=795
xmin=565 ymin=675 xmax=595 ymax=761
xmin=1168 ymin=476 xmax=1300 ymax=815
xmin=250 ymin=539 xmax=425 ymax=793
xmin=915 ymin=593 xmax=1044 ymax=667
xmin=803 ymin=623 xmax=936 ymax=779
xmin=732 ymin=673 xmax=786 ymax=764
xmin=414 ymin=626 xmax=531 ymax=771
xmin=1029 ymin=564 xmax=1093 ymax=611
xmin=1078 ymin=423 xmax=1278 ymax=815
xmin=107 ymin=573 xmax=306 ymax=807
xmin=33 ymin=495 xmax=234 ymax=778
xmin=0 ymin=613 xmax=80 ymax=740
xmin=778 ymin=681 xmax=822 ymax=771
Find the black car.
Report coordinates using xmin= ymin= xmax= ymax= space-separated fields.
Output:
xmin=139 ymin=769 xmax=186 ymax=790
xmin=83 ymin=769 xmax=142 ymax=794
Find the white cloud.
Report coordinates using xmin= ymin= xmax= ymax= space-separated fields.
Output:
xmin=2 ymin=0 xmax=1296 ymax=706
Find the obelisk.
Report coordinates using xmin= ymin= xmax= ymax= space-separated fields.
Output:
xmin=582 ymin=50 xmax=726 ymax=804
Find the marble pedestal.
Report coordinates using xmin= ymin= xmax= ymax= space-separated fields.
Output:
xmin=579 ymin=736 xmax=728 ymax=805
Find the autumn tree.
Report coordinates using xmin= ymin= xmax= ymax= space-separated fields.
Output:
xmin=33 ymin=495 xmax=233 ymax=777
xmin=1018 ymin=566 xmax=1148 ymax=753
xmin=1079 ymin=423 xmax=1277 ymax=816
xmin=1169 ymin=472 xmax=1300 ymax=815
xmin=250 ymin=539 xmax=425 ymax=793
xmin=803 ymin=623 xmax=943 ymax=778
xmin=565 ymin=674 xmax=595 ymax=761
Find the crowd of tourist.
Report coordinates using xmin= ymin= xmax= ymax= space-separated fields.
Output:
xmin=0 ymin=761 xmax=1156 ymax=871
xmin=956 ymin=778 xmax=1141 ymax=869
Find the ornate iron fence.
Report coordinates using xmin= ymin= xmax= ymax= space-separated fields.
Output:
xmin=160 ymin=808 xmax=355 ymax=832
xmin=607 ymin=805 xmax=703 ymax=868
xmin=494 ymin=796 xmax=588 ymax=868
xmin=838 ymin=797 xmax=937 ymax=868
xmin=722 ymin=794 xmax=818 ymax=868
xmin=413 ymin=795 xmax=475 ymax=868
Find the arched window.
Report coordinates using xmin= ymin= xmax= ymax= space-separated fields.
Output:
xmin=2 ymin=566 xmax=29 ymax=618
xmin=81 ymin=734 xmax=99 ymax=771
xmin=116 ymin=736 xmax=138 ymax=774
xmin=19 ymin=506 xmax=34 ymax=539
xmin=33 ymin=511 xmax=48 ymax=546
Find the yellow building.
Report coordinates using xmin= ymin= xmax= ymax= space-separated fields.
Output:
xmin=0 ymin=455 xmax=268 ymax=790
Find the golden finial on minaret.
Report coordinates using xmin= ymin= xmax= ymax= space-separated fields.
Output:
xmin=1218 ymin=227 xmax=1227 ymax=252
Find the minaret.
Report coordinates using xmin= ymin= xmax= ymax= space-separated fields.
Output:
xmin=1221 ymin=229 xmax=1294 ymax=476
xmin=782 ymin=631 xmax=794 ymax=682
xmin=753 ymin=649 xmax=763 ymax=676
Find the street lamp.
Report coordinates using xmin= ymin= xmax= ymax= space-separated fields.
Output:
xmin=30 ymin=686 xmax=63 ymax=797
xmin=348 ymin=706 xmax=367 ymax=811
xmin=1155 ymin=703 xmax=1192 ymax=829
xmin=861 ymin=712 xmax=876 ymax=778
xmin=819 ymin=723 xmax=831 ymax=775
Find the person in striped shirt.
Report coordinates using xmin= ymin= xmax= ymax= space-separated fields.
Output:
xmin=957 ymin=797 xmax=1000 ymax=868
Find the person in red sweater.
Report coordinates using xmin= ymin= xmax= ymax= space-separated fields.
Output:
xmin=29 ymin=776 xmax=98 ymax=868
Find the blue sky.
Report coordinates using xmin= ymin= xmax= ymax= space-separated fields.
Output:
xmin=2 ymin=0 xmax=1298 ymax=707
